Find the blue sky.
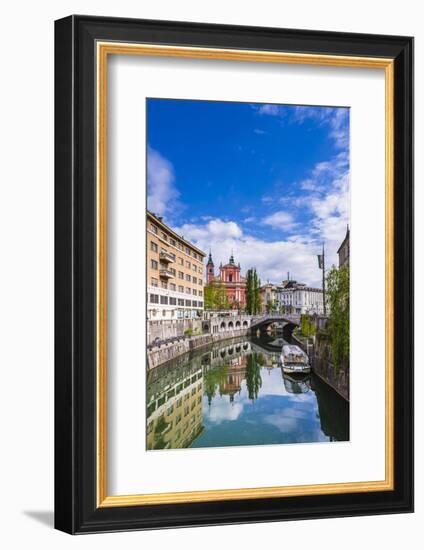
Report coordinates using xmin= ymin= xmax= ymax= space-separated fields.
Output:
xmin=147 ymin=98 xmax=349 ymax=287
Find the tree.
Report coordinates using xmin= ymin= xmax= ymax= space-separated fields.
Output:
xmin=204 ymin=282 xmax=230 ymax=310
xmin=245 ymin=268 xmax=262 ymax=314
xmin=300 ymin=314 xmax=316 ymax=338
xmin=266 ymin=298 xmax=278 ymax=314
xmin=326 ymin=265 xmax=350 ymax=371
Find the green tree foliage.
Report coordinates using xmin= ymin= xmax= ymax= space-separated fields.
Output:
xmin=300 ymin=314 xmax=316 ymax=338
xmin=266 ymin=298 xmax=278 ymax=313
xmin=245 ymin=268 xmax=262 ymax=314
xmin=204 ymin=282 xmax=230 ymax=310
xmin=326 ymin=265 xmax=350 ymax=371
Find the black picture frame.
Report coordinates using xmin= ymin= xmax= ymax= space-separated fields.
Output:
xmin=55 ymin=15 xmax=414 ymax=534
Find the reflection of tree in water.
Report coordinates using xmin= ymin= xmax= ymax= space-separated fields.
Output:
xmin=311 ymin=374 xmax=349 ymax=441
xmin=246 ymin=353 xmax=262 ymax=401
xmin=203 ymin=364 xmax=228 ymax=406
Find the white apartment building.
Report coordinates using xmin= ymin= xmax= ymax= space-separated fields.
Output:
xmin=277 ymin=282 xmax=324 ymax=315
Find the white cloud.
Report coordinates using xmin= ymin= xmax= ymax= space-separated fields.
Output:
xmin=262 ymin=210 xmax=297 ymax=230
xmin=261 ymin=195 xmax=273 ymax=204
xmin=255 ymin=104 xmax=349 ymax=150
xmin=147 ymin=147 xmax=180 ymax=217
xmin=175 ymin=218 xmax=327 ymax=287
xmin=256 ymin=104 xmax=281 ymax=116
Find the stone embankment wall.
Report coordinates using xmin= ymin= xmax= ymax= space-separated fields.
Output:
xmin=148 ymin=319 xmax=203 ymax=343
xmin=148 ymin=328 xmax=250 ymax=369
xmin=292 ymin=333 xmax=349 ymax=401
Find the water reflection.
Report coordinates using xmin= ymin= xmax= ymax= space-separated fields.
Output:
xmin=146 ymin=336 xmax=349 ymax=450
xmin=283 ymin=373 xmax=311 ymax=394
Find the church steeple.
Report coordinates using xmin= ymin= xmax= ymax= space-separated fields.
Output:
xmin=229 ymin=250 xmax=235 ymax=265
xmin=206 ymin=250 xmax=215 ymax=283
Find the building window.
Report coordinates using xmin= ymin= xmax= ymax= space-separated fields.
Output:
xmin=161 ymin=281 xmax=167 ymax=289
xmin=198 ymin=267 xmax=203 ymax=275
xmin=178 ymin=271 xmax=184 ymax=279
xmin=178 ymin=242 xmax=183 ymax=251
xmin=178 ymin=299 xmax=185 ymax=306
xmin=192 ymin=264 xmax=197 ymax=272
xmin=170 ymin=283 xmax=176 ymax=291
xmin=150 ymin=241 xmax=158 ymax=252
xmin=192 ymin=301 xmax=197 ymax=307
xmin=170 ymin=238 xmax=176 ymax=246
xmin=150 ymin=294 xmax=159 ymax=304
xmin=185 ymin=274 xmax=191 ymax=282
xmin=199 ymin=290 xmax=203 ymax=297
xmin=198 ymin=279 xmax=203 ymax=286
xmin=185 ymin=288 xmax=191 ymax=294
xmin=228 ymin=274 xmax=233 ymax=282
xmin=178 ymin=285 xmax=184 ymax=293
xmin=192 ymin=289 xmax=197 ymax=296
xmin=185 ymin=247 xmax=190 ymax=255
xmin=160 ymin=296 xmax=168 ymax=305
xmin=151 ymin=278 xmax=158 ymax=287
xmin=185 ymin=300 xmax=191 ymax=307
xmin=178 ymin=257 xmax=184 ymax=265
xmin=150 ymin=224 xmax=157 ymax=234
xmin=151 ymin=259 xmax=158 ymax=270
xmin=169 ymin=268 xmax=176 ymax=275
xmin=198 ymin=301 xmax=203 ymax=308
xmin=186 ymin=260 xmax=191 ymax=269
xmin=161 ymin=232 xmax=167 ymax=241
xmin=170 ymin=297 xmax=177 ymax=305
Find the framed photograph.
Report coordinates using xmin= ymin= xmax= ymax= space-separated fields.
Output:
xmin=54 ymin=15 xmax=413 ymax=533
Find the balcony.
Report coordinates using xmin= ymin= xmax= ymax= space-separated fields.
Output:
xmin=159 ymin=251 xmax=175 ymax=263
xmin=160 ymin=267 xmax=175 ymax=279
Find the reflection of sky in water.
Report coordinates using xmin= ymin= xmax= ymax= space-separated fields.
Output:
xmin=192 ymin=367 xmax=331 ymax=448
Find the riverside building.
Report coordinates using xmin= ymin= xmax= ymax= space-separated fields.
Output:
xmin=147 ymin=211 xmax=206 ymax=320
xmin=278 ymin=280 xmax=324 ymax=315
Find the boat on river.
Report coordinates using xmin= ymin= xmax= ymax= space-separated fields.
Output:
xmin=279 ymin=344 xmax=311 ymax=374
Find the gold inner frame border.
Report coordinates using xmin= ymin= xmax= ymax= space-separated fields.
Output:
xmin=96 ymin=42 xmax=394 ymax=508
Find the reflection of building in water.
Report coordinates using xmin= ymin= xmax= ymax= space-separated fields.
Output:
xmin=147 ymin=358 xmax=204 ymax=450
xmin=219 ymin=356 xmax=247 ymax=403
xmin=201 ymin=337 xmax=272 ymax=404
xmin=201 ymin=339 xmax=251 ymax=369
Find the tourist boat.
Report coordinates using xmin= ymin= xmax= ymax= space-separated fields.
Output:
xmin=279 ymin=344 xmax=311 ymax=374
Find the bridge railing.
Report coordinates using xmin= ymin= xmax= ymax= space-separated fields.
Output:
xmin=250 ymin=313 xmax=301 ymax=326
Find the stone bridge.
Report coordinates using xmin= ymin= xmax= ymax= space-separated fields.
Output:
xmin=250 ymin=313 xmax=301 ymax=329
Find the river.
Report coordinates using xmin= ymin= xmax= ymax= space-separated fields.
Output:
xmin=146 ymin=335 xmax=349 ymax=450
